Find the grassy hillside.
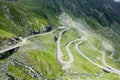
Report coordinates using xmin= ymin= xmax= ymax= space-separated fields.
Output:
xmin=0 ymin=1 xmax=50 ymax=40
xmin=0 ymin=0 xmax=120 ymax=80
xmin=0 ymin=0 xmax=120 ymax=39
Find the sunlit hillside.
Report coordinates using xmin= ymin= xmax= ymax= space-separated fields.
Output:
xmin=0 ymin=0 xmax=120 ymax=80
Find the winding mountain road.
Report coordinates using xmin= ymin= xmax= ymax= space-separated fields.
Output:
xmin=102 ymin=51 xmax=120 ymax=74
xmin=57 ymin=27 xmax=72 ymax=70
xmin=109 ymin=51 xmax=120 ymax=61
xmin=65 ymin=39 xmax=81 ymax=64
xmin=0 ymin=31 xmax=54 ymax=79
xmin=1 ymin=26 xmax=120 ymax=76
xmin=75 ymin=36 xmax=120 ymax=75
xmin=56 ymin=27 xmax=120 ymax=75
xmin=102 ymin=41 xmax=120 ymax=62
xmin=0 ymin=31 xmax=54 ymax=54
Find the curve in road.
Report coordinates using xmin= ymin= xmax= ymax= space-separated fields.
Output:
xmin=0 ymin=31 xmax=54 ymax=54
xmin=102 ymin=51 xmax=120 ymax=74
xmin=109 ymin=51 xmax=120 ymax=61
xmin=65 ymin=39 xmax=81 ymax=63
xmin=57 ymin=27 xmax=71 ymax=70
xmin=76 ymin=36 xmax=120 ymax=75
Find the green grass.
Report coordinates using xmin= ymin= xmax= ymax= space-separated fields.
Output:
xmin=59 ymin=28 xmax=102 ymax=79
xmin=28 ymin=49 xmax=64 ymax=78
xmin=61 ymin=33 xmax=120 ymax=80
xmin=78 ymin=37 xmax=104 ymax=66
xmin=7 ymin=32 xmax=64 ymax=79
xmin=71 ymin=44 xmax=101 ymax=73
xmin=105 ymin=52 xmax=120 ymax=70
xmin=61 ymin=28 xmax=80 ymax=61
xmin=58 ymin=28 xmax=120 ymax=80
xmin=0 ymin=29 xmax=15 ymax=40
xmin=7 ymin=63 xmax=38 ymax=80
xmin=26 ymin=33 xmax=64 ymax=78
xmin=0 ymin=1 xmax=51 ymax=40
xmin=58 ymin=25 xmax=120 ymax=80
xmin=0 ymin=1 xmax=120 ymax=79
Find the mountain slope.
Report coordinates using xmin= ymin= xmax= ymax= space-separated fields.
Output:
xmin=0 ymin=1 xmax=50 ymax=39
xmin=0 ymin=0 xmax=120 ymax=80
